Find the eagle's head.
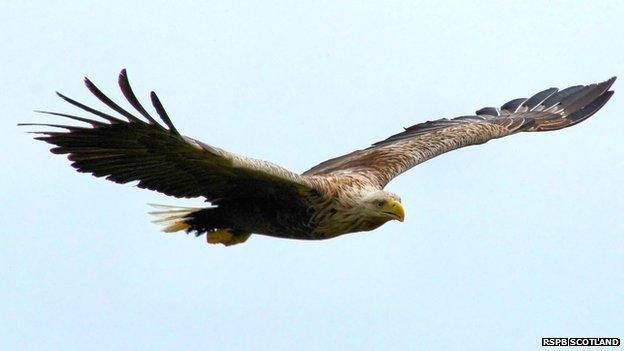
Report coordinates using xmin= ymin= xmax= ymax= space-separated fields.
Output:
xmin=313 ymin=188 xmax=406 ymax=237
xmin=360 ymin=190 xmax=405 ymax=223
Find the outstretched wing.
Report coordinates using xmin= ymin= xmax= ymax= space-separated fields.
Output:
xmin=22 ymin=70 xmax=313 ymax=202
xmin=303 ymin=77 xmax=616 ymax=187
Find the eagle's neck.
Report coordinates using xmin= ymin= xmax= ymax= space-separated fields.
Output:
xmin=308 ymin=175 xmax=386 ymax=237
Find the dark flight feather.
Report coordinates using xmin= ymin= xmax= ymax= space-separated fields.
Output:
xmin=21 ymin=69 xmax=312 ymax=203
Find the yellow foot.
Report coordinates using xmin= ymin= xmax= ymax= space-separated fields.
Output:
xmin=207 ymin=229 xmax=251 ymax=246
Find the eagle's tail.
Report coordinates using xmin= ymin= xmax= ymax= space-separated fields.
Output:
xmin=148 ymin=204 xmax=200 ymax=233
xmin=147 ymin=204 xmax=251 ymax=246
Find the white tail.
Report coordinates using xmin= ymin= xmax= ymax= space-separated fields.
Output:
xmin=147 ymin=204 xmax=201 ymax=233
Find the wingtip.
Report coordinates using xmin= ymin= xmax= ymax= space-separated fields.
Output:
xmin=605 ymin=76 xmax=617 ymax=87
xmin=602 ymin=90 xmax=615 ymax=100
xmin=83 ymin=76 xmax=96 ymax=89
xmin=597 ymin=76 xmax=616 ymax=98
xmin=600 ymin=76 xmax=617 ymax=93
xmin=118 ymin=68 xmax=128 ymax=83
xmin=55 ymin=91 xmax=72 ymax=101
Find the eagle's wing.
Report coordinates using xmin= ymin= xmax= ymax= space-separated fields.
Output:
xmin=22 ymin=70 xmax=313 ymax=202
xmin=303 ymin=77 xmax=616 ymax=187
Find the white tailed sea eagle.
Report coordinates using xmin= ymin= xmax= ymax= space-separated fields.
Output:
xmin=21 ymin=70 xmax=616 ymax=245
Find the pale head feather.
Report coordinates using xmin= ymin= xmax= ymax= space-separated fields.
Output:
xmin=313 ymin=189 xmax=403 ymax=237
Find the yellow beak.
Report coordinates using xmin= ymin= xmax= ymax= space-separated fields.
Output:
xmin=382 ymin=199 xmax=405 ymax=222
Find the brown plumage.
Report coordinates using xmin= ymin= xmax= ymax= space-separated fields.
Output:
xmin=21 ymin=70 xmax=615 ymax=245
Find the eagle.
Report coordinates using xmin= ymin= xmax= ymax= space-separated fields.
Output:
xmin=22 ymin=70 xmax=615 ymax=246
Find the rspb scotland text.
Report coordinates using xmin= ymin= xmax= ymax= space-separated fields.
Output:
xmin=542 ymin=338 xmax=620 ymax=347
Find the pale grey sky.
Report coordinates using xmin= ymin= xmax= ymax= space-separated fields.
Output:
xmin=2 ymin=1 xmax=623 ymax=350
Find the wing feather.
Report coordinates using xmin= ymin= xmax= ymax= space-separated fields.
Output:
xmin=22 ymin=70 xmax=313 ymax=202
xmin=303 ymin=77 xmax=616 ymax=187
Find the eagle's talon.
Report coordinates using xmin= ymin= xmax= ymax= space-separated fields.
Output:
xmin=207 ymin=229 xmax=250 ymax=246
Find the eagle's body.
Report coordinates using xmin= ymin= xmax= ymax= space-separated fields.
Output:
xmin=22 ymin=71 xmax=615 ymax=246
xmin=163 ymin=174 xmax=398 ymax=244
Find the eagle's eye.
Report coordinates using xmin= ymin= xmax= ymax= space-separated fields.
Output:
xmin=376 ymin=200 xmax=385 ymax=207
